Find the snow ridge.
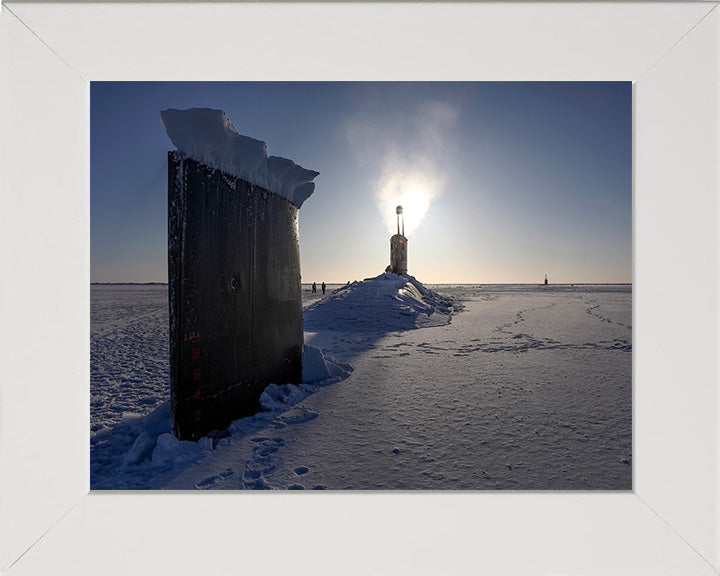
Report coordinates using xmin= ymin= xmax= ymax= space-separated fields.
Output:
xmin=304 ymin=272 xmax=462 ymax=333
xmin=161 ymin=108 xmax=319 ymax=208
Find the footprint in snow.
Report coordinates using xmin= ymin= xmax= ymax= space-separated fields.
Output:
xmin=194 ymin=468 xmax=234 ymax=490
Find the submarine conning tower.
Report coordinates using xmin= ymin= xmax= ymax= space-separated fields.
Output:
xmin=162 ymin=107 xmax=318 ymax=442
xmin=389 ymin=205 xmax=408 ymax=275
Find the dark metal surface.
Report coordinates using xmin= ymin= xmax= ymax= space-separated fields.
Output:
xmin=169 ymin=152 xmax=302 ymax=441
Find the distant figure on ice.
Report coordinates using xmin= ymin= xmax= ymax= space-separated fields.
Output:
xmin=544 ymin=274 xmax=548 ymax=286
xmin=322 ymin=282 xmax=326 ymax=295
xmin=312 ymin=282 xmax=317 ymax=294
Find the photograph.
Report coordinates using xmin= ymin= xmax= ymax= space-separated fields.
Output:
xmin=91 ymin=81 xmax=632 ymax=490
xmin=5 ymin=2 xmax=720 ymax=573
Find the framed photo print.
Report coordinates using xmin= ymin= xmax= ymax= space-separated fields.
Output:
xmin=1 ymin=2 xmax=718 ymax=575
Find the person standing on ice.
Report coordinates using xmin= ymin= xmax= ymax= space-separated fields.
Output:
xmin=312 ymin=282 xmax=317 ymax=294
xmin=321 ymin=282 xmax=326 ymax=295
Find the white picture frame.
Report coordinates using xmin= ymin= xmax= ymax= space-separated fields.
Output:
xmin=1 ymin=2 xmax=718 ymax=575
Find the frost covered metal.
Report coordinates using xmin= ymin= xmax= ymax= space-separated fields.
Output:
xmin=168 ymin=152 xmax=304 ymax=441
xmin=389 ymin=205 xmax=408 ymax=275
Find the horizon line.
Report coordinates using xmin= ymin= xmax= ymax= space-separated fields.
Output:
xmin=91 ymin=281 xmax=633 ymax=286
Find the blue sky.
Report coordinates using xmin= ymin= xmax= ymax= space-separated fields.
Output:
xmin=91 ymin=81 xmax=631 ymax=284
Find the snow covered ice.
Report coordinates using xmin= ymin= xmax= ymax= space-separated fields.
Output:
xmin=161 ymin=108 xmax=319 ymax=207
xmin=91 ymin=277 xmax=631 ymax=490
xmin=303 ymin=272 xmax=459 ymax=332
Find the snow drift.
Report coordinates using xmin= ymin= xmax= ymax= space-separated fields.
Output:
xmin=91 ymin=345 xmax=351 ymax=489
xmin=303 ymin=272 xmax=462 ymax=332
xmin=161 ymin=108 xmax=319 ymax=208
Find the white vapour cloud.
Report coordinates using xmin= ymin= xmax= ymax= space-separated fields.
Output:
xmin=346 ymin=100 xmax=459 ymax=236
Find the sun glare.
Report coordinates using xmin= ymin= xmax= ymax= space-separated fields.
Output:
xmin=395 ymin=189 xmax=430 ymax=235
xmin=376 ymin=172 xmax=436 ymax=237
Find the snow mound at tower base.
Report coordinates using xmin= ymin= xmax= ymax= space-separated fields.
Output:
xmin=303 ymin=272 xmax=462 ymax=333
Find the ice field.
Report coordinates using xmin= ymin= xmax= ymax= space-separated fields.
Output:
xmin=90 ymin=278 xmax=631 ymax=490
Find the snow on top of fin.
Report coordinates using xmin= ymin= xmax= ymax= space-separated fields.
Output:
xmin=161 ymin=108 xmax=318 ymax=208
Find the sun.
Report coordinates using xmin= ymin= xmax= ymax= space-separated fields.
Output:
xmin=394 ymin=188 xmax=430 ymax=236
xmin=376 ymin=172 xmax=435 ymax=237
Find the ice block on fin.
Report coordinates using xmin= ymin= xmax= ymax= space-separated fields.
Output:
xmin=161 ymin=107 xmax=319 ymax=207
xmin=267 ymin=156 xmax=320 ymax=208
xmin=293 ymin=182 xmax=316 ymax=209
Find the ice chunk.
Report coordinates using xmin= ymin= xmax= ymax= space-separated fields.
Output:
xmin=291 ymin=182 xmax=315 ymax=208
xmin=151 ymin=433 xmax=180 ymax=466
xmin=161 ymin=108 xmax=319 ymax=207
xmin=151 ymin=432 xmax=210 ymax=467
xmin=266 ymin=156 xmax=319 ymax=205
xmin=122 ymin=431 xmax=155 ymax=468
xmin=119 ymin=412 xmax=143 ymax=426
xmin=302 ymin=344 xmax=332 ymax=383
xmin=259 ymin=383 xmax=310 ymax=411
